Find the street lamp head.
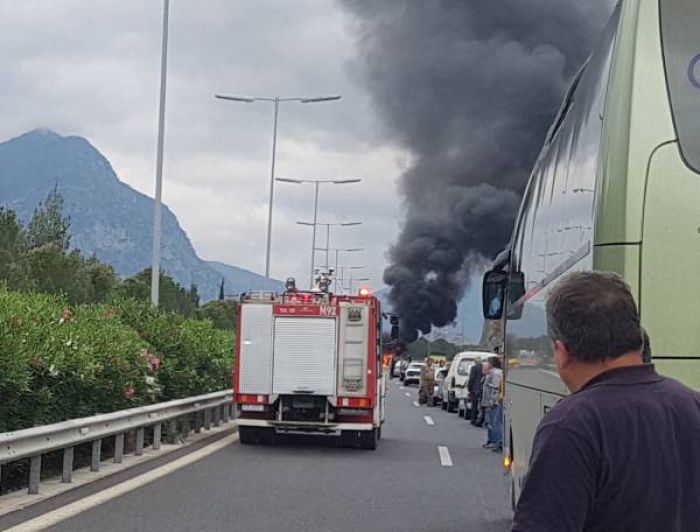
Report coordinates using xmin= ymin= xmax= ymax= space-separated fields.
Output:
xmin=300 ymin=95 xmax=342 ymax=103
xmin=344 ymin=248 xmax=364 ymax=252
xmin=296 ymin=221 xmax=315 ymax=227
xmin=332 ymin=179 xmax=361 ymax=185
xmin=275 ymin=177 xmax=303 ymax=184
xmin=214 ymin=94 xmax=256 ymax=103
xmin=341 ymin=222 xmax=362 ymax=227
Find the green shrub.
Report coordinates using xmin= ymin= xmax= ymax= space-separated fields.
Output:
xmin=0 ymin=287 xmax=151 ymax=432
xmin=110 ymin=298 xmax=234 ymax=400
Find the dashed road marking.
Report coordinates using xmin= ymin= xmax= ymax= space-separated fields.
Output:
xmin=438 ymin=446 xmax=453 ymax=467
xmin=412 ymin=400 xmax=420 ymax=407
xmin=424 ymin=416 xmax=435 ymax=426
xmin=404 ymin=392 xmax=411 ymax=397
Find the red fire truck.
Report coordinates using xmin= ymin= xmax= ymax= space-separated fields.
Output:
xmin=233 ymin=285 xmax=386 ymax=449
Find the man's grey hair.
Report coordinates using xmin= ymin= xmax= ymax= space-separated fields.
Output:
xmin=546 ymin=272 xmax=643 ymax=363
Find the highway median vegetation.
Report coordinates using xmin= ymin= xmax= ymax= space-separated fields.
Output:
xmin=0 ymin=189 xmax=235 ymax=434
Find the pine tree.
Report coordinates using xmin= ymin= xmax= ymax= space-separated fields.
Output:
xmin=27 ymin=187 xmax=71 ymax=251
xmin=218 ymin=278 xmax=225 ymax=301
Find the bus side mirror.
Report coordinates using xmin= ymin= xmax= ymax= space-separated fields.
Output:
xmin=507 ymin=271 xmax=526 ymax=320
xmin=483 ymin=270 xmax=507 ymax=320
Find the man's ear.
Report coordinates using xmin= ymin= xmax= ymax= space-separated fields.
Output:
xmin=553 ymin=340 xmax=574 ymax=369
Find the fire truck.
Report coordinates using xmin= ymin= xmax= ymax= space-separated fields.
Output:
xmin=233 ymin=278 xmax=386 ymax=449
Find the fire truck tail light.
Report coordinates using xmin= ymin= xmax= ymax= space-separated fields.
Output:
xmin=338 ymin=397 xmax=371 ymax=408
xmin=237 ymin=394 xmax=268 ymax=404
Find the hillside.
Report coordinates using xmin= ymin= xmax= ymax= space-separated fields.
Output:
xmin=0 ymin=129 xmax=283 ymax=300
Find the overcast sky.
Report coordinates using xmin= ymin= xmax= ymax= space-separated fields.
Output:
xmin=0 ymin=0 xmax=404 ymax=288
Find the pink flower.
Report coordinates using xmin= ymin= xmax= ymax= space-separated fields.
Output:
xmin=123 ymin=384 xmax=135 ymax=399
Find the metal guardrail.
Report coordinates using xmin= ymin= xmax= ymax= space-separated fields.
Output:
xmin=0 ymin=389 xmax=234 ymax=495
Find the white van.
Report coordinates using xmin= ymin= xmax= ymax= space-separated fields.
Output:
xmin=441 ymin=351 xmax=489 ymax=413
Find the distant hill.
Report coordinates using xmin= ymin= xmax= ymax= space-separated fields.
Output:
xmin=0 ymin=129 xmax=283 ymax=300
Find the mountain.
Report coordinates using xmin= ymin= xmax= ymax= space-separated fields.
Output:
xmin=0 ymin=129 xmax=283 ymax=300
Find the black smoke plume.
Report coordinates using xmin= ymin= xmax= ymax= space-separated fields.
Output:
xmin=341 ymin=0 xmax=614 ymax=342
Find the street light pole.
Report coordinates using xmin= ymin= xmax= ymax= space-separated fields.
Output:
xmin=278 ymin=177 xmax=360 ymax=288
xmin=311 ymin=181 xmax=320 ymax=288
xmin=265 ymin=97 xmax=280 ymax=280
xmin=150 ymin=0 xmax=170 ymax=306
xmin=215 ymin=95 xmax=341 ymax=279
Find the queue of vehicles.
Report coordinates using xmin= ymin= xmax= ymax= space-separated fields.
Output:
xmin=397 ymin=351 xmax=490 ymax=419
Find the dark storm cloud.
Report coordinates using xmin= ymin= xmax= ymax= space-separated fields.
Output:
xmin=341 ymin=0 xmax=614 ymax=342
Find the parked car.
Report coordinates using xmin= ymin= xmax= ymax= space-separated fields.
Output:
xmin=433 ymin=367 xmax=448 ymax=405
xmin=442 ymin=351 xmax=489 ymax=413
xmin=403 ymin=362 xmax=424 ymax=386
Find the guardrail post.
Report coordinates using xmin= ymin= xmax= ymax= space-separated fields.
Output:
xmin=135 ymin=427 xmax=145 ymax=456
xmin=181 ymin=415 xmax=190 ymax=440
xmin=223 ymin=403 xmax=230 ymax=423
xmin=91 ymin=439 xmax=101 ymax=472
xmin=114 ymin=433 xmax=124 ymax=463
xmin=62 ymin=447 xmax=74 ymax=483
xmin=29 ymin=455 xmax=41 ymax=494
xmin=204 ymin=408 xmax=212 ymax=430
xmin=213 ymin=406 xmax=221 ymax=427
xmin=153 ymin=423 xmax=162 ymax=450
xmin=195 ymin=412 xmax=203 ymax=433
xmin=167 ymin=419 xmax=178 ymax=444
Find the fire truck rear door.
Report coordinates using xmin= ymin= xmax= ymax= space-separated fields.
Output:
xmin=272 ymin=317 xmax=337 ymax=396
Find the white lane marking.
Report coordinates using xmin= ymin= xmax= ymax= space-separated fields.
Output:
xmin=404 ymin=392 xmax=411 ymax=397
xmin=412 ymin=400 xmax=420 ymax=407
xmin=6 ymin=433 xmax=238 ymax=532
xmin=424 ymin=416 xmax=435 ymax=426
xmin=438 ymin=446 xmax=453 ymax=467
xmin=400 ymin=386 xmax=405 ymax=390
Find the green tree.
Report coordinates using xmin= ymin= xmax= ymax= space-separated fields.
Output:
xmin=196 ymin=300 xmax=238 ymax=332
xmin=27 ymin=187 xmax=71 ymax=251
xmin=0 ymin=208 xmax=30 ymax=290
xmin=119 ymin=268 xmax=199 ymax=317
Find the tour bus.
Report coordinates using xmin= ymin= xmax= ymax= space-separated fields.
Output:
xmin=482 ymin=0 xmax=700 ymax=510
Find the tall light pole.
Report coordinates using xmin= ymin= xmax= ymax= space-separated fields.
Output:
xmin=277 ymin=178 xmax=360 ymax=288
xmin=313 ymin=222 xmax=362 ymax=270
xmin=215 ymin=95 xmax=341 ymax=278
xmin=298 ymin=221 xmax=362 ymax=287
xmin=150 ymin=0 xmax=170 ymax=306
xmin=332 ymin=247 xmax=364 ymax=275
xmin=338 ymin=265 xmax=364 ymax=294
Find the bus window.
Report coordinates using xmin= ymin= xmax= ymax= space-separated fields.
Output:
xmin=661 ymin=0 xmax=700 ymax=173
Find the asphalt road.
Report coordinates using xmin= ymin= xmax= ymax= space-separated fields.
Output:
xmin=45 ymin=380 xmax=512 ymax=532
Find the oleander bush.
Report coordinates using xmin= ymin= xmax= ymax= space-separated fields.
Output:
xmin=0 ymin=288 xmax=235 ymax=433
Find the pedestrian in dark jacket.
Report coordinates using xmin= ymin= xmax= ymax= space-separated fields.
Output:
xmin=467 ymin=356 xmax=483 ymax=425
xmin=512 ymin=272 xmax=700 ymax=532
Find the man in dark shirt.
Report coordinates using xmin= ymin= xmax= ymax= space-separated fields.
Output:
xmin=512 ymin=272 xmax=700 ymax=532
xmin=467 ymin=356 xmax=483 ymax=425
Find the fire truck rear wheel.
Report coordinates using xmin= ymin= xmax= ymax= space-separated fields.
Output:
xmin=238 ymin=426 xmax=257 ymax=445
xmin=360 ymin=428 xmax=378 ymax=450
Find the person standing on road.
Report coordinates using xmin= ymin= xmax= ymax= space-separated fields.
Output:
xmin=512 ymin=272 xmax=700 ymax=532
xmin=492 ymin=353 xmax=505 ymax=453
xmin=419 ymin=358 xmax=435 ymax=406
xmin=467 ymin=356 xmax=483 ymax=426
xmin=481 ymin=358 xmax=502 ymax=449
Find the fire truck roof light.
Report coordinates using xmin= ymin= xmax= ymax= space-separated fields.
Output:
xmin=359 ymin=288 xmax=371 ymax=296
